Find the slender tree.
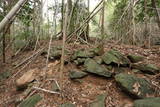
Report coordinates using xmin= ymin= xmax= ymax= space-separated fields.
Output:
xmin=61 ymin=0 xmax=64 ymax=32
xmin=87 ymin=0 xmax=90 ymax=40
xmin=60 ymin=0 xmax=69 ymax=88
xmin=101 ymin=0 xmax=105 ymax=38
xmin=151 ymin=0 xmax=160 ymax=29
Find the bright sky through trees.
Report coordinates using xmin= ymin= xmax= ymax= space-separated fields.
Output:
xmin=43 ymin=0 xmax=99 ymax=22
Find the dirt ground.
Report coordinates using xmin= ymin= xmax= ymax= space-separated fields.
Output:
xmin=0 ymin=40 xmax=160 ymax=107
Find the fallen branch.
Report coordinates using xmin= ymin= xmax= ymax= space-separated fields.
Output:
xmin=33 ymin=87 xmax=60 ymax=94
xmin=14 ymin=47 xmax=44 ymax=69
xmin=11 ymin=49 xmax=41 ymax=78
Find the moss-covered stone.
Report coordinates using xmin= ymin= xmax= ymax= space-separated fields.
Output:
xmin=94 ymin=56 xmax=103 ymax=64
xmin=89 ymin=94 xmax=107 ymax=107
xmin=49 ymin=50 xmax=62 ymax=60
xmin=71 ymin=49 xmax=95 ymax=60
xmin=132 ymin=69 xmax=141 ymax=73
xmin=127 ymin=54 xmax=144 ymax=63
xmin=115 ymin=73 xmax=155 ymax=98
xmin=19 ymin=94 xmax=42 ymax=107
xmin=113 ymin=67 xmax=127 ymax=74
xmin=0 ymin=71 xmax=11 ymax=81
xmin=60 ymin=103 xmax=75 ymax=107
xmin=131 ymin=63 xmax=160 ymax=74
xmin=69 ymin=69 xmax=88 ymax=79
xmin=42 ymin=46 xmax=68 ymax=61
xmin=84 ymin=59 xmax=112 ymax=78
xmin=102 ymin=49 xmax=130 ymax=66
xmin=90 ymin=47 xmax=104 ymax=56
xmin=105 ymin=65 xmax=113 ymax=71
xmin=74 ymin=58 xmax=86 ymax=65
xmin=134 ymin=97 xmax=160 ymax=107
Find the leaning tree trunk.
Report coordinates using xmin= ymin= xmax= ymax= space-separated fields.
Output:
xmin=0 ymin=0 xmax=27 ymax=32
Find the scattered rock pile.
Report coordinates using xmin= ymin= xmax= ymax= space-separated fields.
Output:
xmin=10 ymin=46 xmax=160 ymax=107
xmin=64 ymin=47 xmax=160 ymax=106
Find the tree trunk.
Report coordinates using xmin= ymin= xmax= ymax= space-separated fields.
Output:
xmin=0 ymin=0 xmax=27 ymax=32
xmin=143 ymin=0 xmax=149 ymax=48
xmin=101 ymin=0 xmax=105 ymax=39
xmin=61 ymin=0 xmax=64 ymax=32
xmin=86 ymin=0 xmax=90 ymax=41
xmin=60 ymin=0 xmax=69 ymax=88
xmin=2 ymin=0 xmax=6 ymax=63
xmin=151 ymin=0 xmax=160 ymax=29
xmin=2 ymin=29 xmax=5 ymax=63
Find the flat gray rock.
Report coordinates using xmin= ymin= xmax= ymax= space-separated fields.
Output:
xmin=84 ymin=59 xmax=112 ymax=78
xmin=134 ymin=97 xmax=160 ymax=107
xmin=115 ymin=73 xmax=155 ymax=98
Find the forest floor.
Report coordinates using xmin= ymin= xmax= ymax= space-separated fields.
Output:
xmin=0 ymin=40 xmax=160 ymax=107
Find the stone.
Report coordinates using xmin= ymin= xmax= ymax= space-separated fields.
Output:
xmin=105 ymin=66 xmax=113 ymax=71
xmin=84 ymin=59 xmax=112 ymax=78
xmin=132 ymin=69 xmax=141 ymax=73
xmin=74 ymin=58 xmax=86 ymax=65
xmin=42 ymin=46 xmax=68 ymax=61
xmin=69 ymin=69 xmax=88 ymax=79
xmin=131 ymin=63 xmax=160 ymax=74
xmin=61 ymin=103 xmax=75 ymax=107
xmin=72 ymin=49 xmax=95 ymax=60
xmin=113 ymin=67 xmax=127 ymax=74
xmin=89 ymin=94 xmax=107 ymax=107
xmin=49 ymin=50 xmax=62 ymax=60
xmin=16 ymin=69 xmax=36 ymax=90
xmin=134 ymin=97 xmax=160 ymax=107
xmin=94 ymin=56 xmax=103 ymax=64
xmin=127 ymin=54 xmax=144 ymax=63
xmin=19 ymin=94 xmax=42 ymax=107
xmin=102 ymin=49 xmax=130 ymax=66
xmin=90 ymin=46 xmax=104 ymax=56
xmin=115 ymin=73 xmax=155 ymax=98
xmin=0 ymin=71 xmax=11 ymax=81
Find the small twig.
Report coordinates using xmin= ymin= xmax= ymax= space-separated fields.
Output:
xmin=54 ymin=80 xmax=61 ymax=91
xmin=33 ymin=87 xmax=60 ymax=94
xmin=47 ymin=79 xmax=61 ymax=91
xmin=151 ymin=73 xmax=160 ymax=79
